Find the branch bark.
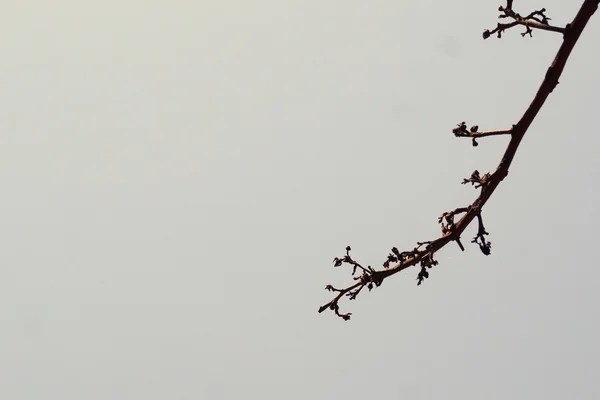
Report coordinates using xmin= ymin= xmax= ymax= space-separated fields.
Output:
xmin=320 ymin=0 xmax=599 ymax=320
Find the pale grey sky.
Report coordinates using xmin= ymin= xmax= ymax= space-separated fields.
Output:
xmin=1 ymin=1 xmax=599 ymax=399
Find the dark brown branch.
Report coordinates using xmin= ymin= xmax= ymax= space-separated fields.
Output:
xmin=453 ymin=123 xmax=513 ymax=146
xmin=483 ymin=4 xmax=566 ymax=39
xmin=319 ymin=0 xmax=599 ymax=320
xmin=453 ymin=123 xmax=512 ymax=139
xmin=439 ymin=207 xmax=469 ymax=251
xmin=319 ymin=281 xmax=363 ymax=320
xmin=462 ymin=170 xmax=492 ymax=188
xmin=484 ymin=19 xmax=565 ymax=39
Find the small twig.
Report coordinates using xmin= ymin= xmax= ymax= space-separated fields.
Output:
xmin=320 ymin=281 xmax=363 ymax=320
xmin=439 ymin=207 xmax=469 ymax=251
xmin=453 ymin=123 xmax=512 ymax=146
xmin=472 ymin=213 xmax=492 ymax=255
xmin=332 ymin=246 xmax=370 ymax=276
xmin=461 ymin=170 xmax=491 ymax=189
xmin=484 ymin=5 xmax=566 ymax=39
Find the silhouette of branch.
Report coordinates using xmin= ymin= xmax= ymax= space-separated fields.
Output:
xmin=320 ymin=0 xmax=599 ymax=320
xmin=452 ymin=123 xmax=513 ymax=146
xmin=483 ymin=3 xmax=566 ymax=39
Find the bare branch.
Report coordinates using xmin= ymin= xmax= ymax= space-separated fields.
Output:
xmin=483 ymin=4 xmax=566 ymax=39
xmin=320 ymin=0 xmax=599 ymax=320
xmin=453 ymin=123 xmax=513 ymax=146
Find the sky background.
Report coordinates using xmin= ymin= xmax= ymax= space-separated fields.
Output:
xmin=1 ymin=1 xmax=599 ymax=399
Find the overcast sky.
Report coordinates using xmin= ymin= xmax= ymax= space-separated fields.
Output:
xmin=1 ymin=1 xmax=599 ymax=399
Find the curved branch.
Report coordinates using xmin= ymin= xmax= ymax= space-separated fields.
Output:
xmin=320 ymin=0 xmax=599 ymax=320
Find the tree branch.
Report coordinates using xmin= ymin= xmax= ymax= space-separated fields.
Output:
xmin=319 ymin=0 xmax=599 ymax=320
xmin=483 ymin=3 xmax=566 ymax=39
xmin=452 ymin=123 xmax=513 ymax=146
